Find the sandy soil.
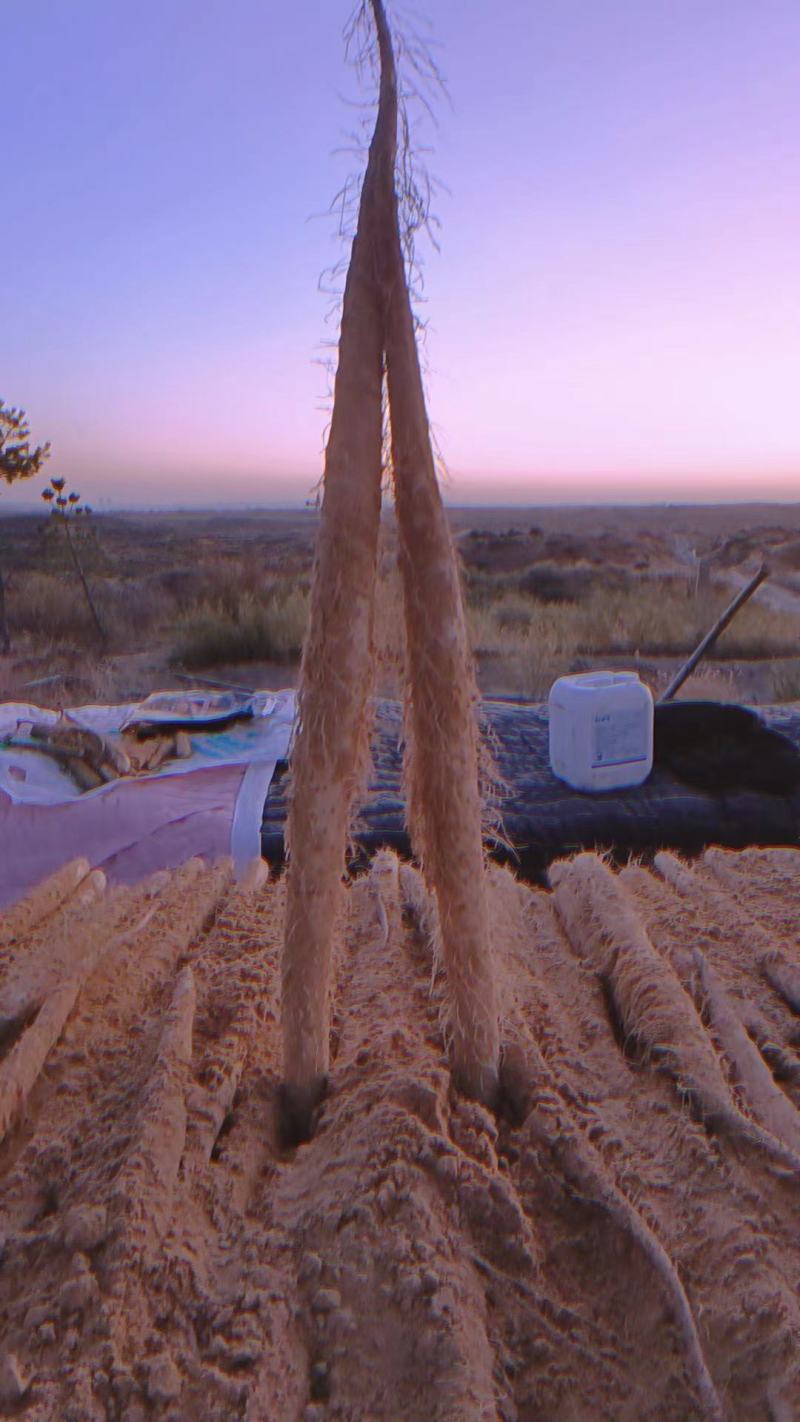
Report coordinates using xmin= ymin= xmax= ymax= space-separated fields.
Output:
xmin=0 ymin=847 xmax=799 ymax=1420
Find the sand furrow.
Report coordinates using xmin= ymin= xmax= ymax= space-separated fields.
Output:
xmin=0 ymin=851 xmax=797 ymax=1420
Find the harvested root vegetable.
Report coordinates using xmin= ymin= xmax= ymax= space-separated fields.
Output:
xmin=68 ymin=758 xmax=104 ymax=792
xmin=30 ymin=721 xmax=104 ymax=764
xmin=279 ymin=5 xmax=393 ymax=1143
xmin=552 ymin=853 xmax=800 ymax=1173
xmin=655 ymin=851 xmax=800 ymax=1017
xmin=372 ymin=0 xmax=499 ymax=1107
xmin=115 ymin=731 xmax=186 ymax=775
xmin=502 ymin=1039 xmax=725 ymax=1422
xmin=762 ymin=950 xmax=800 ymax=1015
xmin=233 ymin=854 xmax=269 ymax=897
xmin=279 ymin=0 xmax=499 ymax=1130
xmin=0 ymin=981 xmax=81 ymax=1145
xmin=99 ymin=734 xmax=132 ymax=775
xmin=0 ymin=857 xmax=90 ymax=946
xmin=140 ymin=737 xmax=175 ymax=773
xmin=694 ymin=948 xmax=800 ymax=1154
xmin=108 ymin=966 xmax=196 ymax=1261
xmin=0 ymin=869 xmax=107 ymax=1037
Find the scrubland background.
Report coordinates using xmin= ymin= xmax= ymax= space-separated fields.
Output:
xmin=2 ymin=502 xmax=800 ymax=708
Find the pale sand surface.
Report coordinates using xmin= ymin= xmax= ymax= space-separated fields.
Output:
xmin=0 ymin=847 xmax=799 ymax=1418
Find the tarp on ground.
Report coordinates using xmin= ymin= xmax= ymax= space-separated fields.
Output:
xmin=0 ymin=690 xmax=296 ymax=908
xmin=262 ymin=698 xmax=800 ymax=876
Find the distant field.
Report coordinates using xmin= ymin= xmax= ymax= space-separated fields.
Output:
xmin=1 ymin=503 xmax=799 ymax=707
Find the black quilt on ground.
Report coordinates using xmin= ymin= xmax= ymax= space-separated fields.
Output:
xmin=261 ymin=699 xmax=800 ymax=878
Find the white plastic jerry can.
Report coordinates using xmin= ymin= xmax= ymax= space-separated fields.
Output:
xmin=548 ymin=671 xmax=654 ymax=792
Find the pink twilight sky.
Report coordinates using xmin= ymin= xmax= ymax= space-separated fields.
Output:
xmin=3 ymin=1 xmax=799 ymax=508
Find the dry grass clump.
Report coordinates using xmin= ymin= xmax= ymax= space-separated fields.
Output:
xmin=9 ymin=571 xmax=101 ymax=645
xmin=468 ymin=577 xmax=798 ymax=669
xmin=189 ymin=555 xmax=309 ymax=618
xmin=8 ymin=571 xmax=163 ymax=652
xmin=171 ymin=588 xmax=308 ymax=668
xmin=2 ymin=525 xmax=315 ymax=665
xmin=466 ymin=562 xmax=600 ymax=607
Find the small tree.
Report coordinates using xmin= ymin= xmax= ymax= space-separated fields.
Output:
xmin=0 ymin=401 xmax=51 ymax=653
xmin=41 ymin=477 xmax=106 ymax=645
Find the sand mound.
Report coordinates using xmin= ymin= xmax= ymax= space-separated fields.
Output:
xmin=0 ymin=848 xmax=799 ymax=1420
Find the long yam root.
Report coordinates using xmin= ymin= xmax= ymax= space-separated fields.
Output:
xmin=502 ymin=1039 xmax=725 ymax=1422
xmin=279 ymin=0 xmax=392 ymax=1144
xmin=694 ymin=948 xmax=800 ymax=1155
xmin=552 ymin=854 xmax=800 ymax=1176
xmin=372 ymin=0 xmax=499 ymax=1106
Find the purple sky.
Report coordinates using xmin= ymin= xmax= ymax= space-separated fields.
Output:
xmin=4 ymin=1 xmax=799 ymax=507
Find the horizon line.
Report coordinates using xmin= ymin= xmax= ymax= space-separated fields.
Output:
xmin=3 ymin=496 xmax=800 ymax=516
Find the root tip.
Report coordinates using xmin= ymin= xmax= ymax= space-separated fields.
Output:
xmin=451 ymin=1060 xmax=501 ymax=1115
xmin=277 ymin=1076 xmax=328 ymax=1148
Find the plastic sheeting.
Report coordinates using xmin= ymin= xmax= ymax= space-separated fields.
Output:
xmin=0 ymin=691 xmax=293 ymax=806
xmin=0 ymin=690 xmax=296 ymax=908
xmin=262 ymin=698 xmax=800 ymax=877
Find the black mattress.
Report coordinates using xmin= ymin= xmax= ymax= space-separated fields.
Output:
xmin=261 ymin=699 xmax=800 ymax=879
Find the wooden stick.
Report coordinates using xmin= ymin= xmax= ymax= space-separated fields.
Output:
xmin=659 ymin=563 xmax=769 ymax=703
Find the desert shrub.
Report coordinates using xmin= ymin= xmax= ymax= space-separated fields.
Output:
xmin=464 ymin=568 xmax=521 ymax=605
xmin=460 ymin=533 xmax=544 ymax=574
xmin=517 ymin=562 xmax=597 ymax=603
xmin=200 ymin=556 xmax=263 ymax=619
xmin=156 ymin=567 xmax=209 ymax=610
xmin=172 ymin=588 xmax=309 ymax=668
xmin=10 ymin=571 xmax=97 ymax=644
xmin=101 ymin=579 xmax=165 ymax=644
xmin=466 ymin=561 xmax=633 ymax=608
xmin=9 ymin=570 xmax=165 ymax=651
xmin=37 ymin=517 xmax=108 ymax=575
xmin=494 ymin=594 xmax=537 ymax=633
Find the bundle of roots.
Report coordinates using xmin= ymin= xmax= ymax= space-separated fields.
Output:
xmin=279 ymin=0 xmax=497 ymax=1142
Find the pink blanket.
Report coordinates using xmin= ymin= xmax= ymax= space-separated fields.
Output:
xmin=0 ymin=765 xmax=245 ymax=908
